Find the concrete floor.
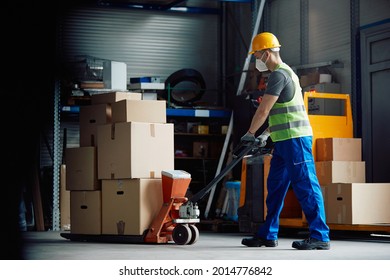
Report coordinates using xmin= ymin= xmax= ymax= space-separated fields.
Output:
xmin=7 ymin=228 xmax=387 ymax=280
xmin=21 ymin=228 xmax=390 ymax=260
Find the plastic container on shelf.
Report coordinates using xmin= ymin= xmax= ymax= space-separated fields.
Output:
xmin=225 ymin=181 xmax=241 ymax=222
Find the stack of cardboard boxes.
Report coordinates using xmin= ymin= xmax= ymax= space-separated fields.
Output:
xmin=315 ymin=138 xmax=390 ymax=225
xmin=65 ymin=92 xmax=174 ymax=236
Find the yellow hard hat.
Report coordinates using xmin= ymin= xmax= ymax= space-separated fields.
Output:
xmin=249 ymin=32 xmax=281 ymax=54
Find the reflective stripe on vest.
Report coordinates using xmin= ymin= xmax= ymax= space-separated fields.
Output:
xmin=268 ymin=63 xmax=312 ymax=142
xmin=270 ymin=104 xmax=306 ymax=116
xmin=269 ymin=119 xmax=311 ymax=133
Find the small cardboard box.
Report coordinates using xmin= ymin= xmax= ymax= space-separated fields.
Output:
xmin=65 ymin=147 xmax=100 ymax=191
xmin=79 ymin=103 xmax=111 ymax=147
xmin=299 ymin=72 xmax=320 ymax=88
xmin=192 ymin=125 xmax=209 ymax=134
xmin=70 ymin=190 xmax=101 ymax=234
xmin=101 ymin=179 xmax=163 ymax=235
xmin=316 ymin=138 xmax=362 ymax=162
xmin=111 ymin=99 xmax=166 ymax=124
xmin=97 ymin=122 xmax=174 ymax=179
xmin=315 ymin=161 xmax=366 ymax=185
xmin=326 ymin=183 xmax=390 ymax=224
xmin=91 ymin=91 xmax=142 ymax=105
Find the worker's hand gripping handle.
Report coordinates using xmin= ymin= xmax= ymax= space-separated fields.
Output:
xmin=257 ymin=129 xmax=270 ymax=148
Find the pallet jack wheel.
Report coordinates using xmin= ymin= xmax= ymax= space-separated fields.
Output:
xmin=188 ymin=224 xmax=199 ymax=245
xmin=172 ymin=224 xmax=192 ymax=245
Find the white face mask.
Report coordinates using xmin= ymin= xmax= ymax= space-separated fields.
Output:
xmin=256 ymin=59 xmax=268 ymax=72
xmin=255 ymin=52 xmax=268 ymax=72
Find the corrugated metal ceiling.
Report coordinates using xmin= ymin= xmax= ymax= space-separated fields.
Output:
xmin=99 ymin=0 xmax=187 ymax=9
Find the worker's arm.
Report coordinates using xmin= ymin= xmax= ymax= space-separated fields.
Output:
xmin=248 ymin=93 xmax=278 ymax=134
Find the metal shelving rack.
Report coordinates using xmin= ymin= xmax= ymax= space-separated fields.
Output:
xmin=52 ymin=80 xmax=62 ymax=231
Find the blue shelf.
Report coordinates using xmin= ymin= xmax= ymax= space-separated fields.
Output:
xmin=62 ymin=106 xmax=231 ymax=118
xmin=166 ymin=108 xmax=231 ymax=118
xmin=61 ymin=106 xmax=80 ymax=113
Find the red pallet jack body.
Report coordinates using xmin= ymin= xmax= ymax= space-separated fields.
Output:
xmin=144 ymin=170 xmax=200 ymax=245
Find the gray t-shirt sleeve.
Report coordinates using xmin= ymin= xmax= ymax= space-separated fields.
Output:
xmin=265 ymin=69 xmax=294 ymax=103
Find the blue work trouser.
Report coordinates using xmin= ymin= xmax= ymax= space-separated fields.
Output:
xmin=257 ymin=136 xmax=330 ymax=242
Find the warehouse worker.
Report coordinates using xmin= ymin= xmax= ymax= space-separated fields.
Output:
xmin=240 ymin=32 xmax=330 ymax=250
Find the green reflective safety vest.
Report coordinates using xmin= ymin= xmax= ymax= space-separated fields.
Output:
xmin=268 ymin=63 xmax=312 ymax=142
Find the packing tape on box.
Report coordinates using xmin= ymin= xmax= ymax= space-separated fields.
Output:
xmin=150 ymin=123 xmax=155 ymax=137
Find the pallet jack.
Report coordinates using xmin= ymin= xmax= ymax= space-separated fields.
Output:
xmin=143 ymin=138 xmax=269 ymax=245
xmin=60 ymin=138 xmax=267 ymax=245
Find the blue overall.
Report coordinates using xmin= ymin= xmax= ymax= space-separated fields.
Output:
xmin=257 ymin=136 xmax=330 ymax=242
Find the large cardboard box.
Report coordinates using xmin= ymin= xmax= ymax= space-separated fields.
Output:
xmin=101 ymin=179 xmax=163 ymax=235
xmin=70 ymin=190 xmax=102 ymax=234
xmin=316 ymin=138 xmax=362 ymax=161
xmin=315 ymin=161 xmax=366 ymax=185
xmin=111 ymin=99 xmax=166 ymax=124
xmin=327 ymin=183 xmax=390 ymax=224
xmin=65 ymin=147 xmax=100 ymax=190
xmin=97 ymin=122 xmax=174 ymax=179
xmin=79 ymin=104 xmax=111 ymax=147
xmin=91 ymin=91 xmax=142 ymax=105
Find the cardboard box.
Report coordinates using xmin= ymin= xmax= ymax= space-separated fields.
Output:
xmin=316 ymin=138 xmax=362 ymax=162
xmin=327 ymin=183 xmax=390 ymax=224
xmin=101 ymin=179 xmax=163 ymax=235
xmin=91 ymin=91 xmax=142 ymax=105
xmin=60 ymin=164 xmax=70 ymax=231
xmin=193 ymin=142 xmax=208 ymax=158
xmin=97 ymin=122 xmax=174 ymax=179
xmin=315 ymin=161 xmax=366 ymax=186
xmin=299 ymin=75 xmax=310 ymax=88
xmin=299 ymin=72 xmax=320 ymax=88
xmin=192 ymin=125 xmax=209 ymax=134
xmin=70 ymin=190 xmax=102 ymax=234
xmin=65 ymin=147 xmax=100 ymax=191
xmin=103 ymin=61 xmax=127 ymax=91
xmin=111 ymin=99 xmax=166 ymax=124
xmin=79 ymin=104 xmax=111 ymax=147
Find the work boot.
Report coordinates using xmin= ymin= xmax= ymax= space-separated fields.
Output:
xmin=292 ymin=237 xmax=330 ymax=250
xmin=242 ymin=236 xmax=278 ymax=247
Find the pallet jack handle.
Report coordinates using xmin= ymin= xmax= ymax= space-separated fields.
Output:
xmin=188 ymin=139 xmax=260 ymax=204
